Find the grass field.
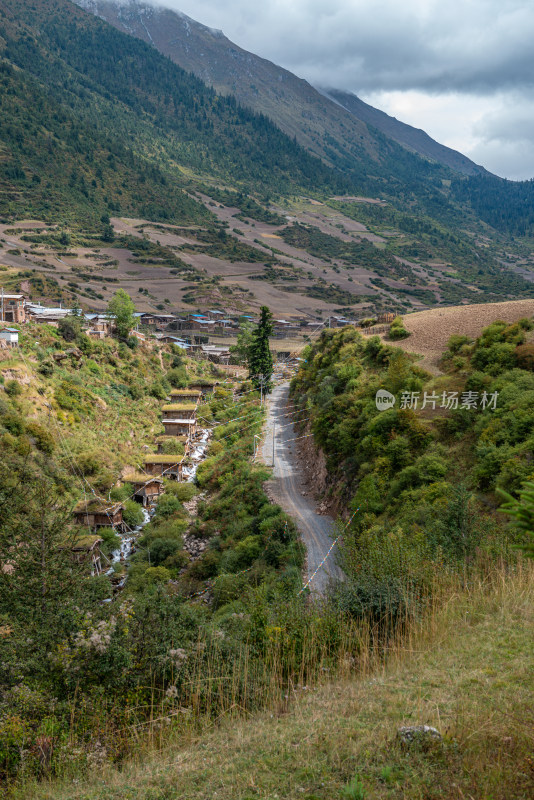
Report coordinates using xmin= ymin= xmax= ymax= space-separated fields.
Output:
xmin=17 ymin=563 xmax=534 ymax=800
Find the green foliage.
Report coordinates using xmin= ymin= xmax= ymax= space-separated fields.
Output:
xmin=342 ymin=774 xmax=366 ymax=799
xmin=388 ymin=316 xmax=411 ymax=340
xmin=498 ymin=481 xmax=534 ymax=559
xmin=4 ymin=380 xmax=21 ymax=398
xmin=247 ymin=306 xmax=274 ymax=391
xmin=107 ymin=289 xmax=135 ymax=341
xmin=291 ymin=321 xmax=533 ymax=621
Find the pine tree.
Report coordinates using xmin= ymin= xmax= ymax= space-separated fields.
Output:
xmin=247 ymin=306 xmax=273 ymax=392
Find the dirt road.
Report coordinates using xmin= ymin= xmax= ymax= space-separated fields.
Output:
xmin=261 ymin=383 xmax=344 ymax=595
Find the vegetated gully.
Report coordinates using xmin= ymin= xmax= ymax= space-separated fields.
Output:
xmin=107 ymin=429 xmax=211 ymax=589
xmin=261 ymin=382 xmax=345 ymax=595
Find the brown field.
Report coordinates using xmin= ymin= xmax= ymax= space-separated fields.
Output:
xmin=402 ymin=299 xmax=534 ymax=371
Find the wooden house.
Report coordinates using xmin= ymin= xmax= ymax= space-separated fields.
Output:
xmin=70 ymin=534 xmax=104 ymax=576
xmin=155 ymin=435 xmax=190 ymax=455
xmin=73 ymin=499 xmax=125 ymax=531
xmin=123 ymin=473 xmax=164 ymax=507
xmin=188 ymin=379 xmax=217 ymax=395
xmin=169 ymin=389 xmax=202 ymax=404
xmin=162 ymin=403 xmax=197 ymax=421
xmin=143 ymin=455 xmax=184 ymax=481
xmin=162 ymin=417 xmax=197 ymax=437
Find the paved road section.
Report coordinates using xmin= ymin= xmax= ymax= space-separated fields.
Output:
xmin=261 ymin=382 xmax=345 ymax=595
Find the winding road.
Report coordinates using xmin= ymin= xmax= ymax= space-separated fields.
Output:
xmin=260 ymin=383 xmax=345 ymax=595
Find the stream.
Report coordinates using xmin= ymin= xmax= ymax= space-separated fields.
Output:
xmin=105 ymin=427 xmax=212 ymax=591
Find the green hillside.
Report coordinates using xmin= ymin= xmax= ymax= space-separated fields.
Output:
xmin=0 ymin=0 xmax=350 ymax=228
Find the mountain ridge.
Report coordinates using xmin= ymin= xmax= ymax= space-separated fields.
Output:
xmin=74 ymin=0 xmax=489 ymax=178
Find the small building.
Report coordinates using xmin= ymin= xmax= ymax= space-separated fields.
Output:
xmin=377 ymin=312 xmax=396 ymax=324
xmin=200 ymin=344 xmax=231 ymax=364
xmin=162 ymin=403 xmax=197 ymax=421
xmin=0 ymin=293 xmax=25 ymax=324
xmin=188 ymin=379 xmax=217 ymax=395
xmin=143 ymin=455 xmax=184 ymax=481
xmin=27 ymin=304 xmax=72 ymax=324
xmin=162 ymin=418 xmax=197 ymax=437
xmin=153 ymin=334 xmax=190 ymax=349
xmin=70 ymin=534 xmax=104 ymax=576
xmin=73 ymin=499 xmax=125 ymax=531
xmin=84 ymin=314 xmax=114 ymax=338
xmin=169 ymin=389 xmax=202 ymax=404
xmin=0 ymin=328 xmax=19 ymax=347
xmin=123 ymin=473 xmax=164 ymax=507
xmin=155 ymin=435 xmax=190 ymax=455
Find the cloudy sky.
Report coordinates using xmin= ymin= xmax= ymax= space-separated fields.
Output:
xmin=152 ymin=0 xmax=534 ymax=180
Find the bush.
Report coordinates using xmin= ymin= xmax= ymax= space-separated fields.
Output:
xmin=164 ymin=482 xmax=197 ymax=502
xmin=4 ymin=380 xmax=21 ymax=397
xmin=167 ymin=367 xmax=188 ymax=388
xmin=159 ymin=439 xmax=185 ymax=455
xmin=122 ymin=499 xmax=144 ymax=529
xmin=388 ymin=316 xmax=410 ymax=340
xmin=515 ymin=343 xmax=534 ymax=371
xmin=25 ymin=421 xmax=55 ymax=454
xmin=147 ymin=537 xmax=183 ymax=567
xmin=153 ymin=493 xmax=183 ymax=521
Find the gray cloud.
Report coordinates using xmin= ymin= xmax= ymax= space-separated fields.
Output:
xmin=152 ymin=1 xmax=534 ymax=95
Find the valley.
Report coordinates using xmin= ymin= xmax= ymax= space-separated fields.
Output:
xmin=0 ymin=1 xmax=533 ymax=798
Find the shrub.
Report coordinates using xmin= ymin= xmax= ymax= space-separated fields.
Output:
xmin=167 ymin=367 xmax=188 ymax=388
xmin=25 ymin=421 xmax=54 ymax=454
xmin=388 ymin=316 xmax=411 ymax=340
xmin=122 ymin=499 xmax=144 ymax=529
xmin=515 ymin=343 xmax=534 ymax=371
xmin=4 ymin=380 xmax=21 ymax=397
xmin=147 ymin=537 xmax=183 ymax=567
xmin=143 ymin=566 xmax=171 ymax=585
xmin=159 ymin=439 xmax=185 ymax=455
xmin=153 ymin=493 xmax=183 ymax=521
xmin=164 ymin=482 xmax=197 ymax=502
xmin=109 ymin=483 xmax=133 ymax=502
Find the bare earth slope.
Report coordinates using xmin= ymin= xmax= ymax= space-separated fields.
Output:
xmin=403 ymin=298 xmax=534 ymax=372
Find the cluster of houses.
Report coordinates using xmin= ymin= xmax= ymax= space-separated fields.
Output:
xmin=0 ymin=290 xmax=396 ymax=358
xmin=71 ymin=379 xmax=217 ymax=574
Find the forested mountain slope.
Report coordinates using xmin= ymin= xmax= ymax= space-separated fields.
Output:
xmin=75 ymin=0 xmax=487 ymax=179
xmin=0 ymin=0 xmax=352 ymax=226
xmin=75 ymin=0 xmax=534 ymax=238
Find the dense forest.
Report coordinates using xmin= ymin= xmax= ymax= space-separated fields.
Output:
xmin=0 ymin=0 xmax=354 ymax=227
xmin=452 ymin=174 xmax=534 ymax=237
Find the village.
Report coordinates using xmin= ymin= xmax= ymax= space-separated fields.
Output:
xmin=0 ymin=289 xmax=395 ymax=360
xmin=69 ymin=380 xmax=218 ymax=584
xmin=0 ymin=288 xmax=396 ymax=586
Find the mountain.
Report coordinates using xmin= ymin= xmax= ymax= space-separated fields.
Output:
xmin=75 ymin=0 xmax=488 ymax=179
xmin=0 ymin=0 xmax=353 ymax=226
xmin=320 ymin=89 xmax=489 ymax=178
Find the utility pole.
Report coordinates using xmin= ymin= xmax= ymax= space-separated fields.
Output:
xmin=1 ymin=287 xmax=4 ymax=323
xmin=253 ymin=434 xmax=261 ymax=460
xmin=272 ymin=421 xmax=275 ymax=467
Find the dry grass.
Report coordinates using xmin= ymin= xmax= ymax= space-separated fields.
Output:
xmin=20 ymin=563 xmax=534 ymax=800
xmin=402 ymin=299 xmax=534 ymax=373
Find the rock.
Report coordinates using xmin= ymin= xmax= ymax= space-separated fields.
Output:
xmin=397 ymin=725 xmax=442 ymax=745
